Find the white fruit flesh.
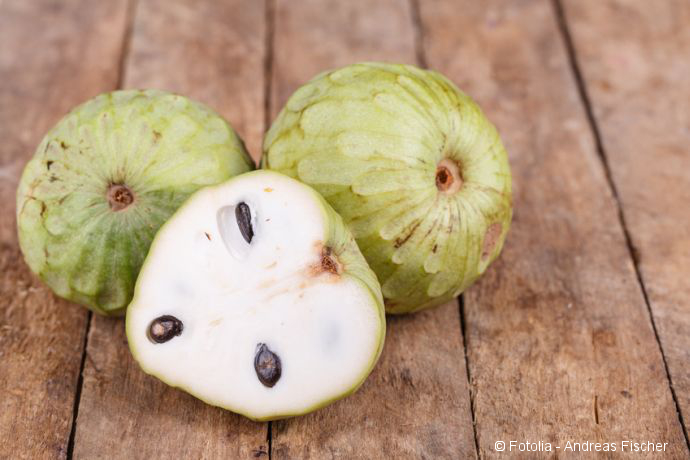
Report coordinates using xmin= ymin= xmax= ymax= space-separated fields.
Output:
xmin=127 ymin=171 xmax=384 ymax=420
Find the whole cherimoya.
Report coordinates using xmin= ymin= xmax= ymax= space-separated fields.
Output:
xmin=17 ymin=90 xmax=253 ymax=315
xmin=263 ymin=62 xmax=512 ymax=313
xmin=127 ymin=171 xmax=385 ymax=420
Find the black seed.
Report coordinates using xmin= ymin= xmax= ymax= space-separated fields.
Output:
xmin=254 ymin=343 xmax=281 ymax=387
xmin=235 ymin=202 xmax=254 ymax=243
xmin=147 ymin=315 xmax=183 ymax=343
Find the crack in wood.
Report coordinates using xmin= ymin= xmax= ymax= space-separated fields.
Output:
xmin=264 ymin=0 xmax=276 ymax=137
xmin=116 ymin=0 xmax=138 ymax=90
xmin=409 ymin=0 xmax=428 ymax=69
xmin=552 ymin=0 xmax=689 ymax=449
xmin=410 ymin=0 xmax=478 ymax=456
xmin=264 ymin=1 xmax=276 ymax=456
xmin=66 ymin=2 xmax=139 ymax=458
xmin=66 ymin=311 xmax=92 ymax=460
xmin=459 ymin=297 xmax=481 ymax=460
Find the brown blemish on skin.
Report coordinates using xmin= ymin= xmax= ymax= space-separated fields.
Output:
xmin=436 ymin=158 xmax=463 ymax=193
xmin=153 ymin=130 xmax=161 ymax=142
xmin=481 ymin=223 xmax=502 ymax=260
xmin=309 ymin=244 xmax=341 ymax=277
xmin=107 ymin=184 xmax=135 ymax=211
xmin=320 ymin=246 xmax=339 ymax=274
xmin=46 ymin=161 xmax=53 ymax=170
xmin=60 ymin=141 xmax=68 ymax=149
xmin=394 ymin=221 xmax=421 ymax=248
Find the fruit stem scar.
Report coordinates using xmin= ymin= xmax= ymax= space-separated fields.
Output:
xmin=321 ymin=246 xmax=340 ymax=275
xmin=107 ymin=184 xmax=135 ymax=211
xmin=436 ymin=158 xmax=463 ymax=194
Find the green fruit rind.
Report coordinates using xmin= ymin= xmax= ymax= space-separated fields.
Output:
xmin=17 ymin=90 xmax=254 ymax=316
xmin=126 ymin=170 xmax=386 ymax=421
xmin=263 ymin=62 xmax=512 ymax=313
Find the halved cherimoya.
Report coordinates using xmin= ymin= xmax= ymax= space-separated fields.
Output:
xmin=126 ymin=170 xmax=385 ymax=420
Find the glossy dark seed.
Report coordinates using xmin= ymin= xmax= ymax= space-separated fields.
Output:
xmin=147 ymin=315 xmax=183 ymax=343
xmin=254 ymin=343 xmax=281 ymax=387
xmin=235 ymin=202 xmax=253 ymax=243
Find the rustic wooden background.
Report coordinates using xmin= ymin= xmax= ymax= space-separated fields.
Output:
xmin=1 ymin=0 xmax=689 ymax=458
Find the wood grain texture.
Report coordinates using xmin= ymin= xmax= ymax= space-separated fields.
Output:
xmin=0 ymin=1 xmax=130 ymax=458
xmin=269 ymin=0 xmax=416 ymax=117
xmin=269 ymin=1 xmax=476 ymax=458
xmin=417 ymin=0 xmax=689 ymax=457
xmin=72 ymin=1 xmax=269 ymax=458
xmin=562 ymin=0 xmax=690 ymax=441
xmin=121 ymin=0 xmax=267 ymax=161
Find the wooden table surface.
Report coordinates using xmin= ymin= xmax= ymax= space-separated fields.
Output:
xmin=1 ymin=1 xmax=689 ymax=458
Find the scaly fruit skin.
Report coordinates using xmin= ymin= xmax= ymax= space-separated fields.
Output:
xmin=17 ymin=90 xmax=254 ymax=316
xmin=263 ymin=62 xmax=512 ymax=313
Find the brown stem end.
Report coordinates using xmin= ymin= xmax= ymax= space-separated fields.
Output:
xmin=107 ymin=184 xmax=135 ymax=211
xmin=436 ymin=158 xmax=463 ymax=194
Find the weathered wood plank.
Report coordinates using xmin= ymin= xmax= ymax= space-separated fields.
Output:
xmin=121 ymin=0 xmax=267 ymax=161
xmin=269 ymin=0 xmax=476 ymax=458
xmin=72 ymin=1 xmax=269 ymax=458
xmin=417 ymin=0 xmax=689 ymax=457
xmin=0 ymin=1 xmax=131 ymax=458
xmin=562 ymin=0 xmax=690 ymax=441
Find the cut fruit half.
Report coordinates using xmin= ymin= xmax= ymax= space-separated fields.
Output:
xmin=126 ymin=170 xmax=385 ymax=420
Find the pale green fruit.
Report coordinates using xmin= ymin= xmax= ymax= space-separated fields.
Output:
xmin=17 ymin=90 xmax=254 ymax=316
xmin=126 ymin=170 xmax=385 ymax=421
xmin=263 ymin=62 xmax=512 ymax=313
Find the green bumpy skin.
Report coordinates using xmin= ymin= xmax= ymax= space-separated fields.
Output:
xmin=263 ymin=62 xmax=512 ymax=313
xmin=17 ymin=90 xmax=254 ymax=316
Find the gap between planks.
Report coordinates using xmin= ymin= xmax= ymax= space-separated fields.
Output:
xmin=115 ymin=0 xmax=139 ymax=90
xmin=409 ymin=0 xmax=480 ymax=457
xmin=552 ymin=0 xmax=690 ymax=449
xmin=65 ymin=1 xmax=139 ymax=458
xmin=458 ymin=296 xmax=481 ymax=458
xmin=264 ymin=0 xmax=276 ymax=457
xmin=65 ymin=311 xmax=91 ymax=458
